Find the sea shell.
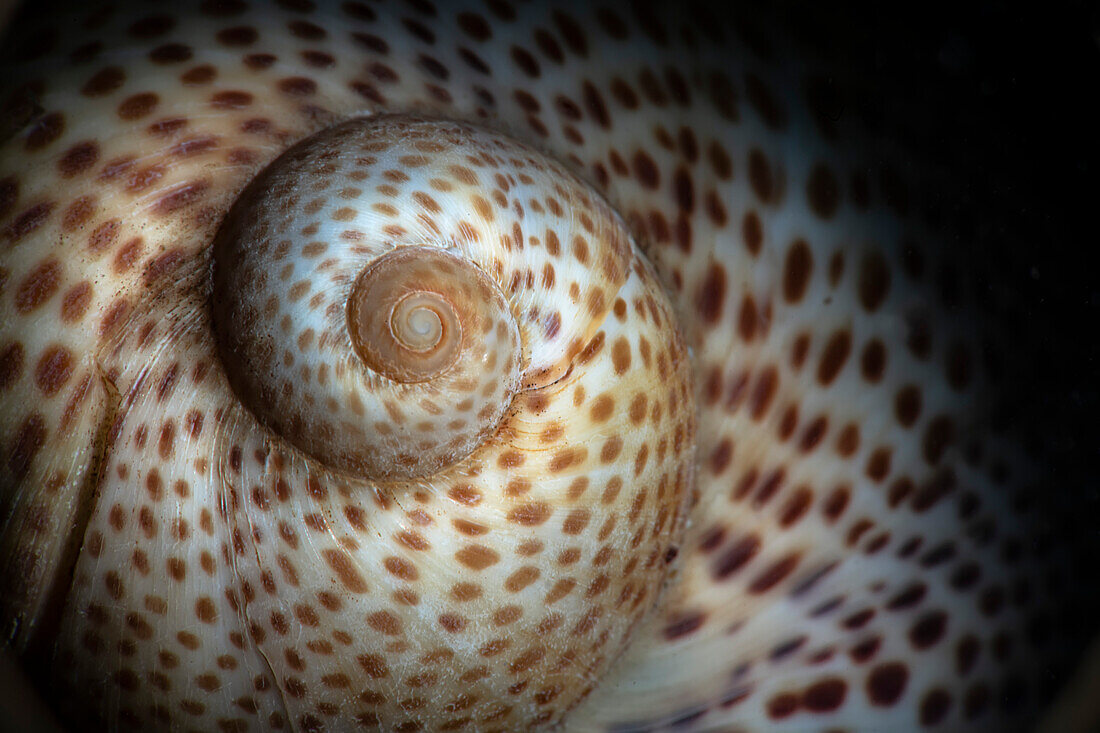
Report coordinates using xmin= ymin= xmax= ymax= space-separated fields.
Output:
xmin=0 ymin=1 xmax=1093 ymax=731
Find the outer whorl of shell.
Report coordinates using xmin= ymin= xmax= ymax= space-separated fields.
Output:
xmin=0 ymin=1 xmax=1085 ymax=732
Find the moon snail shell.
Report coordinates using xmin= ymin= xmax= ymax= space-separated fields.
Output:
xmin=0 ymin=1 xmax=1091 ymax=732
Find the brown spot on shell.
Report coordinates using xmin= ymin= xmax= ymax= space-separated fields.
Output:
xmin=783 ymin=240 xmax=812 ymax=302
xmin=322 ymin=549 xmax=368 ymax=593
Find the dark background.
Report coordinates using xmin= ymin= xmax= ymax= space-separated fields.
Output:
xmin=758 ymin=0 xmax=1100 ymax=713
xmin=770 ymin=1 xmax=1100 ymax=467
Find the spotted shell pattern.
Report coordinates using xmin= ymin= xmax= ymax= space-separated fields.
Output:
xmin=0 ymin=1 xmax=1071 ymax=732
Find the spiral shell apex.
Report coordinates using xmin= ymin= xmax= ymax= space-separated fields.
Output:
xmin=209 ymin=110 xmax=695 ymax=490
xmin=210 ymin=115 xmax=678 ymax=489
xmin=217 ymin=120 xmax=474 ymax=478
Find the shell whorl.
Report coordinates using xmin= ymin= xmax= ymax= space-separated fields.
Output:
xmin=215 ymin=119 xmax=505 ymax=479
xmin=209 ymin=115 xmax=669 ymax=488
